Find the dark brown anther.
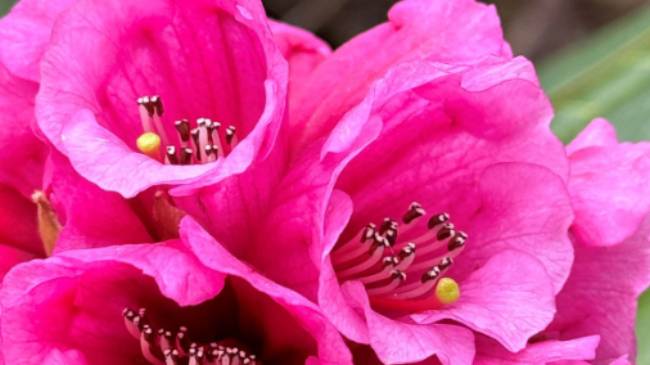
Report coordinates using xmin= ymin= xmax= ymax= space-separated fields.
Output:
xmin=166 ymin=146 xmax=178 ymax=165
xmin=181 ymin=148 xmax=193 ymax=165
xmin=225 ymin=125 xmax=236 ymax=145
xmin=439 ymin=257 xmax=453 ymax=270
xmin=448 ymin=233 xmax=467 ymax=251
xmin=151 ymin=95 xmax=164 ymax=116
xmin=382 ymin=256 xmax=398 ymax=267
xmin=436 ymin=223 xmax=456 ymax=240
xmin=380 ymin=218 xmax=398 ymax=234
xmin=403 ymin=202 xmax=426 ymax=224
xmin=361 ymin=223 xmax=376 ymax=242
xmin=204 ymin=145 xmax=213 ymax=157
xmin=174 ymin=119 xmax=190 ymax=141
xmin=384 ymin=228 xmax=398 ymax=246
xmin=391 ymin=270 xmax=407 ymax=281
xmin=399 ymin=243 xmax=416 ymax=259
xmin=373 ymin=232 xmax=391 ymax=247
xmin=138 ymin=96 xmax=155 ymax=117
xmin=427 ymin=213 xmax=450 ymax=229
xmin=421 ymin=267 xmax=441 ymax=282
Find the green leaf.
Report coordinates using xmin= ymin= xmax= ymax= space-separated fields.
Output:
xmin=539 ymin=7 xmax=650 ymax=364
xmin=539 ymin=4 xmax=650 ymax=143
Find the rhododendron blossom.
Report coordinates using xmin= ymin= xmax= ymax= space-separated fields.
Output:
xmin=0 ymin=0 xmax=649 ymax=364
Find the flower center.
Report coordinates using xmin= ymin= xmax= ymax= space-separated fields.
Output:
xmin=330 ymin=202 xmax=467 ymax=313
xmin=123 ymin=307 xmax=260 ymax=365
xmin=136 ymin=96 xmax=239 ymax=165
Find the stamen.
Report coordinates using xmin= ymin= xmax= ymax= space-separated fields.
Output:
xmin=166 ymin=146 xmax=178 ymax=165
xmin=123 ymin=307 xmax=261 ymax=365
xmin=31 ymin=191 xmax=61 ymax=256
xmin=330 ymin=202 xmax=468 ymax=313
xmin=134 ymin=96 xmax=241 ymax=166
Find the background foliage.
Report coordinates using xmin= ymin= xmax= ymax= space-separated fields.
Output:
xmin=0 ymin=0 xmax=649 ymax=362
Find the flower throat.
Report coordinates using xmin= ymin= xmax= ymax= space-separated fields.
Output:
xmin=123 ymin=307 xmax=260 ymax=365
xmin=331 ymin=202 xmax=467 ymax=312
xmin=135 ymin=96 xmax=238 ymax=165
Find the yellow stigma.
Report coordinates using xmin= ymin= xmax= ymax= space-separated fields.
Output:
xmin=435 ymin=277 xmax=460 ymax=305
xmin=136 ymin=132 xmax=161 ymax=157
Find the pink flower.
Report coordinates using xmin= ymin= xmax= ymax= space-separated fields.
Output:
xmin=30 ymin=0 xmax=288 ymax=198
xmin=0 ymin=217 xmax=351 ymax=365
xmin=174 ymin=2 xmax=577 ymax=364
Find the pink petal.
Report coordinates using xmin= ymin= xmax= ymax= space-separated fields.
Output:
xmin=269 ymin=20 xmax=331 ymax=100
xmin=0 ymin=64 xmax=45 ymax=196
xmin=342 ymin=280 xmax=475 ymax=365
xmin=36 ymin=0 xmax=287 ymax=197
xmin=566 ymin=118 xmax=618 ymax=154
xmin=1 ymin=241 xmax=224 ymax=364
xmin=474 ymin=335 xmax=600 ymax=364
xmin=44 ymin=151 xmax=152 ymax=252
xmin=567 ymin=119 xmax=650 ymax=246
xmin=0 ymin=184 xmax=40 ymax=255
xmin=548 ymin=216 xmax=650 ymax=362
xmin=179 ymin=217 xmax=353 ymax=364
xmin=412 ymin=250 xmax=557 ymax=353
xmin=289 ymin=0 xmax=512 ymax=148
xmin=0 ymin=0 xmax=74 ymax=81
xmin=0 ymin=244 xmax=36 ymax=280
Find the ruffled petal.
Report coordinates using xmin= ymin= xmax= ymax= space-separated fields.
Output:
xmin=342 ymin=281 xmax=475 ymax=365
xmin=0 ymin=0 xmax=75 ymax=81
xmin=36 ymin=0 xmax=287 ymax=197
xmin=0 ymin=64 xmax=45 ymax=196
xmin=0 ymin=240 xmax=224 ymax=364
xmin=412 ymin=250 xmax=557 ymax=353
xmin=567 ymin=119 xmax=650 ymax=247
xmin=269 ymin=20 xmax=331 ymax=100
xmin=43 ymin=152 xmax=152 ymax=251
xmin=474 ymin=335 xmax=600 ymax=365
xmin=289 ymin=0 xmax=512 ymax=147
xmin=548 ymin=215 xmax=650 ymax=362
xmin=179 ymin=217 xmax=353 ymax=364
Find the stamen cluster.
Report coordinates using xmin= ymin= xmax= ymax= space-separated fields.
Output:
xmin=123 ymin=307 xmax=260 ymax=365
xmin=136 ymin=96 xmax=238 ymax=165
xmin=331 ymin=203 xmax=468 ymax=312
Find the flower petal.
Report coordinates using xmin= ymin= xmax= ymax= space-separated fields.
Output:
xmin=567 ymin=119 xmax=650 ymax=246
xmin=290 ymin=0 xmax=512 ymax=147
xmin=44 ymin=151 xmax=152 ymax=251
xmin=269 ymin=20 xmax=331 ymax=100
xmin=474 ymin=335 xmax=600 ymax=365
xmin=342 ymin=280 xmax=475 ymax=365
xmin=548 ymin=216 xmax=650 ymax=362
xmin=0 ymin=0 xmax=74 ymax=81
xmin=0 ymin=64 xmax=45 ymax=196
xmin=412 ymin=250 xmax=557 ymax=353
xmin=179 ymin=217 xmax=353 ymax=364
